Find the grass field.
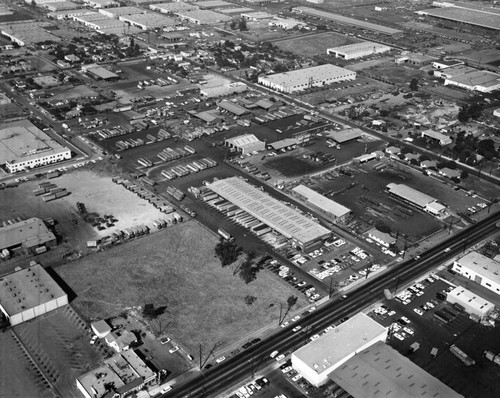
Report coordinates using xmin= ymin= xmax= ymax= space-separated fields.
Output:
xmin=56 ymin=221 xmax=307 ymax=353
xmin=274 ymin=32 xmax=360 ymax=57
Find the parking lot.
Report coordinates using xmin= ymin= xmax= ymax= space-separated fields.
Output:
xmin=369 ymin=275 xmax=500 ymax=398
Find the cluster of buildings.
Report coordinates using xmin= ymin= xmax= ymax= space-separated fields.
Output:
xmin=292 ymin=184 xmax=351 ymax=222
xmin=258 ymin=64 xmax=356 ymax=94
xmin=291 ymin=313 xmax=464 ymax=397
xmin=0 ymin=120 xmax=72 ymax=173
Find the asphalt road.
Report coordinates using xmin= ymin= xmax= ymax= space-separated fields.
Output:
xmin=162 ymin=210 xmax=500 ymax=398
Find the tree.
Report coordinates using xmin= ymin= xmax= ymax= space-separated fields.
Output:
xmin=279 ymin=295 xmax=298 ymax=325
xmin=244 ymin=295 xmax=257 ymax=305
xmin=409 ymin=78 xmax=419 ymax=91
xmin=142 ymin=303 xmax=167 ymax=320
xmin=214 ymin=238 xmax=242 ymax=267
xmin=461 ymin=170 xmax=469 ymax=179
xmin=238 ymin=18 xmax=248 ymax=31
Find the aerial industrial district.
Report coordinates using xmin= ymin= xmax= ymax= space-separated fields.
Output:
xmin=1 ymin=0 xmax=500 ymax=397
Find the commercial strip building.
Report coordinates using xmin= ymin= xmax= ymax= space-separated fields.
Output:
xmin=444 ymin=70 xmax=500 ymax=93
xmin=330 ymin=341 xmax=464 ymax=398
xmin=421 ymin=129 xmax=452 ymax=145
xmin=258 ymin=64 xmax=356 ymax=94
xmin=291 ymin=313 xmax=387 ymax=386
xmin=446 ymin=286 xmax=495 ymax=320
xmin=386 ymin=183 xmax=447 ymax=216
xmin=76 ymin=350 xmax=157 ymax=398
xmin=0 ymin=218 xmax=56 ymax=255
xmin=0 ymin=264 xmax=68 ymax=326
xmin=292 ymin=185 xmax=351 ymax=222
xmin=327 ymin=42 xmax=391 ymax=60
xmin=293 ymin=7 xmax=403 ymax=36
xmin=207 ymin=177 xmax=331 ymax=250
xmin=416 ymin=3 xmax=500 ymax=32
xmin=224 ymin=134 xmax=265 ymax=155
xmin=451 ymin=251 xmax=500 ymax=295
xmin=0 ymin=120 xmax=71 ymax=173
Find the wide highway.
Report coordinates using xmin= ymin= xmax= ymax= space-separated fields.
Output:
xmin=164 ymin=210 xmax=500 ymax=398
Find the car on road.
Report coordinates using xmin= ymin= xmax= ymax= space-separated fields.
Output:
xmin=160 ymin=337 xmax=171 ymax=345
xmin=169 ymin=346 xmax=180 ymax=353
xmin=292 ymin=374 xmax=302 ymax=382
xmin=216 ymin=356 xmax=226 ymax=364
xmin=292 ymin=326 xmax=302 ymax=332
xmin=275 ymin=354 xmax=286 ymax=362
xmin=282 ymin=366 xmax=293 ymax=374
xmin=291 ymin=316 xmax=301 ymax=322
xmin=242 ymin=342 xmax=252 ymax=349
xmin=280 ymin=321 xmax=290 ymax=328
xmin=309 ymin=334 xmax=320 ymax=342
xmin=270 ymin=350 xmax=279 ymax=358
xmin=250 ymin=338 xmax=261 ymax=344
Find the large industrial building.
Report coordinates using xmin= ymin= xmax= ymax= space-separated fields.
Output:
xmin=416 ymin=2 xmax=500 ymax=32
xmin=0 ymin=264 xmax=68 ymax=326
xmin=207 ymin=177 xmax=331 ymax=250
xmin=258 ymin=64 xmax=356 ymax=94
xmin=0 ymin=218 xmax=56 ymax=255
xmin=224 ymin=134 xmax=265 ymax=155
xmin=330 ymin=341 xmax=464 ymax=398
xmin=292 ymin=185 xmax=351 ymax=222
xmin=76 ymin=350 xmax=157 ymax=398
xmin=327 ymin=42 xmax=391 ymax=60
xmin=150 ymin=1 xmax=199 ymax=14
xmin=444 ymin=70 xmax=500 ymax=93
xmin=293 ymin=7 xmax=403 ymax=36
xmin=446 ymin=286 xmax=495 ymax=320
xmin=386 ymin=183 xmax=447 ymax=216
xmin=118 ymin=12 xmax=178 ymax=30
xmin=1 ymin=22 xmax=61 ymax=46
xmin=451 ymin=251 xmax=500 ymax=295
xmin=0 ymin=120 xmax=71 ymax=173
xmin=175 ymin=9 xmax=232 ymax=24
xmin=291 ymin=313 xmax=387 ymax=386
xmin=200 ymin=81 xmax=248 ymax=98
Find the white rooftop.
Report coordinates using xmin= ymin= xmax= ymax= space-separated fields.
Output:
xmin=208 ymin=177 xmax=330 ymax=246
xmin=328 ymin=41 xmax=391 ymax=55
xmin=225 ymin=134 xmax=262 ymax=148
xmin=386 ymin=183 xmax=437 ymax=208
xmin=456 ymin=251 xmax=500 ymax=285
xmin=292 ymin=185 xmax=350 ymax=218
xmin=447 ymin=286 xmax=495 ymax=313
xmin=330 ymin=341 xmax=464 ymax=398
xmin=293 ymin=313 xmax=387 ymax=374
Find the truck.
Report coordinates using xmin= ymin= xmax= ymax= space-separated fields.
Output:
xmin=450 ymin=344 xmax=475 ymax=366
xmin=217 ymin=228 xmax=233 ymax=241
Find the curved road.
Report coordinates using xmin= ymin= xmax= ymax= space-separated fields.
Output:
xmin=163 ymin=211 xmax=500 ymax=398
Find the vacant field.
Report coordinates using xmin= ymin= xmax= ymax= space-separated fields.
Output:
xmin=56 ymin=221 xmax=307 ymax=353
xmin=274 ymin=32 xmax=360 ymax=57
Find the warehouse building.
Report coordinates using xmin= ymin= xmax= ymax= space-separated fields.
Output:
xmin=200 ymin=81 xmax=247 ymax=98
xmin=195 ymin=0 xmax=233 ymax=9
xmin=217 ymin=99 xmax=250 ymax=116
xmin=446 ymin=286 xmax=495 ymax=320
xmin=444 ymin=70 xmax=500 ymax=93
xmin=291 ymin=313 xmax=387 ymax=386
xmin=327 ymin=128 xmax=362 ymax=144
xmin=83 ymin=0 xmax=119 ymax=8
xmin=367 ymin=228 xmax=395 ymax=247
xmin=386 ymin=183 xmax=447 ymax=216
xmin=241 ymin=11 xmax=273 ymax=20
xmin=0 ymin=218 xmax=56 ymax=255
xmin=118 ymin=12 xmax=178 ymax=30
xmin=176 ymin=9 xmax=232 ymax=24
xmin=207 ymin=177 xmax=331 ymax=250
xmin=82 ymin=64 xmax=119 ymax=80
xmin=432 ymin=59 xmax=464 ymax=70
xmin=421 ymin=129 xmax=452 ymax=145
xmin=1 ymin=22 xmax=60 ymax=46
xmin=224 ymin=134 xmax=265 ymax=155
xmin=327 ymin=42 xmax=391 ymax=60
xmin=76 ymin=350 xmax=157 ymax=398
xmin=292 ymin=184 xmax=351 ymax=222
xmin=330 ymin=341 xmax=464 ymax=398
xmin=73 ymin=12 xmax=128 ymax=30
xmin=451 ymin=251 xmax=500 ymax=295
xmin=42 ymin=1 xmax=80 ymax=11
xmin=258 ymin=64 xmax=356 ymax=94
xmin=293 ymin=7 xmax=403 ymax=36
xmin=99 ymin=6 xmax=145 ymax=18
xmin=0 ymin=120 xmax=71 ymax=173
xmin=434 ymin=64 xmax=476 ymax=79
xmin=150 ymin=1 xmax=198 ymax=14
xmin=0 ymin=264 xmax=68 ymax=326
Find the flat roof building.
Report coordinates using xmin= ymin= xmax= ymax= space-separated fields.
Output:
xmin=367 ymin=228 xmax=395 ymax=248
xmin=330 ymin=341 xmax=464 ymax=398
xmin=225 ymin=134 xmax=265 ymax=155
xmin=327 ymin=41 xmax=391 ymax=60
xmin=0 ymin=120 xmax=71 ymax=173
xmin=0 ymin=218 xmax=56 ymax=254
xmin=0 ymin=22 xmax=60 ymax=46
xmin=0 ymin=263 xmax=68 ymax=326
xmin=446 ymin=286 xmax=495 ymax=320
xmin=208 ymin=177 xmax=331 ymax=250
xmin=84 ymin=64 xmax=119 ymax=80
xmin=452 ymin=251 xmax=500 ymax=295
xmin=98 ymin=6 xmax=145 ymax=18
xmin=444 ymin=70 xmax=500 ymax=93
xmin=293 ymin=7 xmax=403 ymax=36
xmin=176 ymin=9 xmax=232 ymax=24
xmin=292 ymin=184 xmax=351 ymax=222
xmin=432 ymin=59 xmax=464 ymax=70
xmin=292 ymin=312 xmax=387 ymax=386
xmin=83 ymin=0 xmax=119 ymax=8
xmin=327 ymin=128 xmax=362 ymax=143
xmin=76 ymin=350 xmax=156 ymax=398
xmin=118 ymin=12 xmax=178 ymax=30
xmin=200 ymin=82 xmax=247 ymax=98
xmin=195 ymin=0 xmax=233 ymax=9
xmin=150 ymin=2 xmax=198 ymax=14
xmin=217 ymin=99 xmax=250 ymax=116
xmin=416 ymin=5 xmax=500 ymax=31
xmin=241 ymin=11 xmax=273 ymax=20
xmin=421 ymin=129 xmax=452 ymax=145
xmin=258 ymin=64 xmax=356 ymax=94
xmin=386 ymin=183 xmax=446 ymax=216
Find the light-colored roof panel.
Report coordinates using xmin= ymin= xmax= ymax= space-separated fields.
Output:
xmin=386 ymin=183 xmax=436 ymax=208
xmin=456 ymin=251 xmax=500 ymax=285
xmin=330 ymin=341 xmax=464 ymax=398
xmin=447 ymin=286 xmax=495 ymax=313
xmin=328 ymin=41 xmax=391 ymax=55
xmin=208 ymin=177 xmax=330 ymax=245
xmin=293 ymin=185 xmax=350 ymax=218
xmin=417 ymin=6 xmax=500 ymax=31
xmin=293 ymin=313 xmax=387 ymax=373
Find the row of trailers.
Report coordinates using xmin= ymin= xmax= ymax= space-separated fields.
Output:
xmin=161 ymin=157 xmax=217 ymax=180
xmin=195 ymin=187 xmax=287 ymax=248
xmin=137 ymin=145 xmax=196 ymax=168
